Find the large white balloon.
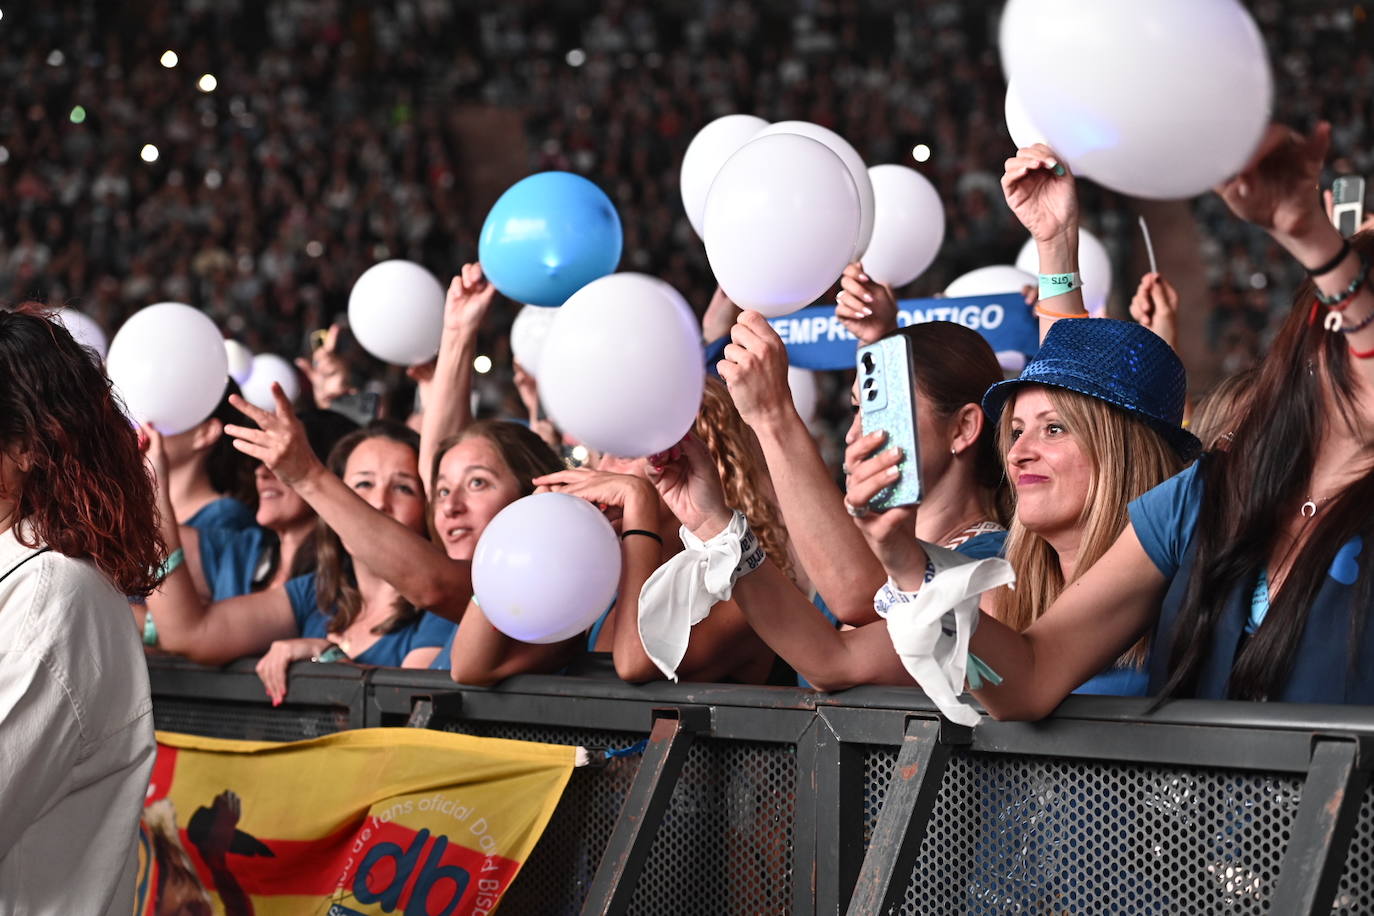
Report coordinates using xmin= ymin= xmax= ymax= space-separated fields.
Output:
xmin=679 ymin=114 xmax=768 ymax=240
xmin=704 ymin=133 xmax=860 ymax=319
xmin=1003 ymin=79 xmax=1051 ymax=153
xmin=224 ymin=340 xmax=254 ymax=385
xmin=347 ymin=260 xmax=445 ymax=366
xmin=52 ymin=308 xmax=108 ymax=360
xmin=860 ymin=165 xmax=945 ymax=288
xmin=473 ymin=492 xmax=622 ymax=644
xmin=1015 ymin=229 xmax=1112 ymax=316
xmin=1000 ymin=0 xmax=1271 ymax=199
xmin=509 ymin=304 xmax=558 ymax=377
xmin=540 ymin=273 xmax=704 ymax=458
xmin=755 ymin=121 xmax=875 ymax=258
xmin=106 ymin=303 xmax=229 ymax=435
xmin=943 ymin=265 xmax=1036 ymax=299
xmin=240 ymin=354 xmax=300 ymax=410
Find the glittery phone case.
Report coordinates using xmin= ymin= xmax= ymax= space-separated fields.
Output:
xmin=856 ymin=335 xmax=923 ymax=510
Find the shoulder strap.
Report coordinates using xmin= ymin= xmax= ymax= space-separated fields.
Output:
xmin=0 ymin=546 xmax=52 ymax=586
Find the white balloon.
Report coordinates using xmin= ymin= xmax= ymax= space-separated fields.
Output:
xmin=347 ymin=260 xmax=445 ymax=366
xmin=510 ymin=304 xmax=558 ymax=377
xmin=1001 ymin=0 xmax=1271 ymax=199
xmin=540 ymin=273 xmax=704 ymax=458
xmin=755 ymin=121 xmax=875 ymax=258
xmin=473 ymin=492 xmax=622 ymax=644
xmin=943 ymin=265 xmax=1037 ymax=298
xmin=52 ymin=308 xmax=108 ymax=360
xmin=1015 ymin=229 xmax=1112 ymax=316
xmin=679 ymin=114 xmax=769 ymax=239
xmin=106 ymin=303 xmax=228 ymax=435
xmin=860 ymin=165 xmax=945 ymax=288
xmin=1004 ymin=79 xmax=1051 ymax=153
xmin=704 ymin=134 xmax=860 ymax=319
xmin=240 ymin=354 xmax=300 ymax=410
xmin=788 ymin=367 xmax=819 ymax=425
xmin=224 ymin=340 xmax=254 ymax=385
xmin=996 ymin=350 xmax=1028 ymax=373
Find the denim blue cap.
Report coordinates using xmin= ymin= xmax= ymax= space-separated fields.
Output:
xmin=982 ymin=319 xmax=1201 ymax=461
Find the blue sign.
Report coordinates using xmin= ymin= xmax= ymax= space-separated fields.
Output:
xmin=766 ymin=293 xmax=1038 ymax=371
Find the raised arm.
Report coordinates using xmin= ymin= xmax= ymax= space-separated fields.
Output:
xmin=718 ymin=310 xmax=887 ymax=622
xmin=225 ymin=385 xmax=472 ymax=622
xmin=1218 ymin=122 xmax=1374 ymax=389
xmin=142 ymin=426 xmax=298 ymax=665
xmin=1001 ymin=143 xmax=1086 ymax=339
xmin=420 ymin=263 xmax=497 ymax=494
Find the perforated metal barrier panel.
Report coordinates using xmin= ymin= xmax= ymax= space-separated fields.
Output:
xmin=148 ymin=665 xmax=1374 ymax=915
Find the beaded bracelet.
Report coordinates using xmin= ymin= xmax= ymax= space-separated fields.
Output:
xmin=1315 ymin=254 xmax=1369 ymax=308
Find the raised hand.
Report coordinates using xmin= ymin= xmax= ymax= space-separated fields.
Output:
xmin=1215 ymin=122 xmax=1330 ymax=241
xmin=225 ymin=383 xmax=325 ymax=487
xmin=295 ymin=323 xmax=355 ymax=408
xmin=717 ymin=311 xmax=797 ymax=430
xmin=836 ymin=262 xmax=899 ymax=345
xmin=1128 ymin=272 xmax=1180 ymax=349
xmin=1002 ymin=143 xmax=1078 ymax=246
xmin=444 ymin=262 xmax=498 ymax=338
xmin=644 ymin=435 xmax=732 ymax=540
xmin=533 ymin=467 xmax=659 ymax=527
xmin=140 ymin=423 xmax=170 ymax=493
xmin=843 ymin=421 xmax=925 ymax=586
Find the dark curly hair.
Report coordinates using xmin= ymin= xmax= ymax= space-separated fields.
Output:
xmin=0 ymin=304 xmax=166 ymax=595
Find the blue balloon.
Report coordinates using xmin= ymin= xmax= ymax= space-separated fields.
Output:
xmin=478 ymin=172 xmax=623 ymax=307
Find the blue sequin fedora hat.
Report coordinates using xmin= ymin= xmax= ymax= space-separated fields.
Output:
xmin=982 ymin=318 xmax=1201 ymax=461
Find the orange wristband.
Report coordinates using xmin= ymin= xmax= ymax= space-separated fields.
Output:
xmin=1034 ymin=304 xmax=1090 ymax=320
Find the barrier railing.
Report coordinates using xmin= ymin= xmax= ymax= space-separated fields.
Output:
xmin=147 ymin=655 xmax=1374 ymax=915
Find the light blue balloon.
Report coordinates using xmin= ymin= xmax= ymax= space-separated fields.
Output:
xmin=478 ymin=172 xmax=623 ymax=307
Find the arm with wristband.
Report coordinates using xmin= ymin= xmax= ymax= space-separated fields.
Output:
xmin=1001 ymin=143 xmax=1089 ymax=340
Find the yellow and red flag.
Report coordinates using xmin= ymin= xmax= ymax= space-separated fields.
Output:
xmin=134 ymin=728 xmax=576 ymax=915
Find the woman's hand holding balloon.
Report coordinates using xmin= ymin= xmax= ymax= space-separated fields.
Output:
xmin=717 ymin=311 xmax=798 ymax=432
xmin=140 ymin=423 xmax=171 ymax=495
xmin=445 ymin=262 xmax=497 ymax=340
xmin=836 ymin=262 xmax=899 ymax=345
xmin=533 ymin=467 xmax=659 ymax=531
xmin=225 ymin=384 xmax=325 ymax=488
xmin=843 ymin=424 xmax=925 ymax=590
xmin=645 ymin=436 xmax=732 ymax=541
xmin=1002 ymin=143 xmax=1079 ymax=258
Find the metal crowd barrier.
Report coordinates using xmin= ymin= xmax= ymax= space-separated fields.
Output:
xmin=147 ymin=656 xmax=1374 ymax=915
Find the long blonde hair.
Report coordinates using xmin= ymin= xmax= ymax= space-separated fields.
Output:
xmin=693 ymin=377 xmax=797 ymax=583
xmin=991 ymin=387 xmax=1183 ymax=665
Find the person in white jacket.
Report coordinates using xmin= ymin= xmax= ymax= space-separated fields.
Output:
xmin=0 ymin=304 xmax=164 ymax=914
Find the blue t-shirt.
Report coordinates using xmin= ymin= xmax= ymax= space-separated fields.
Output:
xmin=197 ymin=525 xmax=272 ymax=601
xmin=283 ymin=573 xmax=452 ymax=667
xmin=185 ymin=497 xmax=257 ymax=534
xmin=1129 ymin=462 xmax=1372 ymax=703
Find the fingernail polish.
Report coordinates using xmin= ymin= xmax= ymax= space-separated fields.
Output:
xmin=863 ymin=293 xmax=874 ymax=303
xmin=859 ymin=272 xmax=869 ymax=282
xmin=887 ymin=466 xmax=901 ymax=478
xmin=1052 ymin=164 xmax=1066 ymax=177
xmin=861 ymin=307 xmax=874 ymax=318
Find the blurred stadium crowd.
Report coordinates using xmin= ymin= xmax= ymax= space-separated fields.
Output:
xmin=0 ymin=0 xmax=1370 ymax=411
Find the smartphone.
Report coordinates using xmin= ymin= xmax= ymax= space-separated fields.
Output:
xmin=856 ymin=335 xmax=922 ymax=510
xmin=1332 ymin=175 xmax=1366 ymax=238
xmin=330 ymin=391 xmax=381 ymax=426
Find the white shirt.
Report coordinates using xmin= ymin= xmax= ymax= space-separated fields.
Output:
xmin=0 ymin=526 xmax=154 ymax=915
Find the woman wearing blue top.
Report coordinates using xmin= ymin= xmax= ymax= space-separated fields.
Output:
xmin=965 ymin=122 xmax=1374 ymax=714
xmin=145 ymin=416 xmax=462 ymax=704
